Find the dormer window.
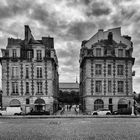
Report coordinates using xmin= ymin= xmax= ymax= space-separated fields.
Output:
xmin=118 ymin=49 xmax=123 ymax=57
xmin=27 ymin=51 xmax=32 ymax=60
xmin=37 ymin=50 xmax=42 ymax=60
xmin=12 ymin=49 xmax=17 ymax=58
xmin=96 ymin=48 xmax=101 ymax=56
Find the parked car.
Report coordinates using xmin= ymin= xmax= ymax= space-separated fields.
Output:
xmin=0 ymin=107 xmax=22 ymax=116
xmin=113 ymin=108 xmax=132 ymax=115
xmin=92 ymin=108 xmax=111 ymax=115
xmin=26 ymin=110 xmax=50 ymax=115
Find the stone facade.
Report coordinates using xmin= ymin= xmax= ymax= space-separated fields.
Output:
xmin=79 ymin=27 xmax=135 ymax=113
xmin=0 ymin=25 xmax=59 ymax=114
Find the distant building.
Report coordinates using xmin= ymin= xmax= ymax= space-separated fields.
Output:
xmin=59 ymin=82 xmax=79 ymax=92
xmin=0 ymin=25 xmax=59 ymax=114
xmin=79 ymin=27 xmax=135 ymax=113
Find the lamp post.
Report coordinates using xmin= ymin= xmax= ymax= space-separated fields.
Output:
xmin=131 ymin=71 xmax=136 ymax=116
xmin=131 ymin=91 xmax=136 ymax=116
xmin=0 ymin=90 xmax=2 ymax=109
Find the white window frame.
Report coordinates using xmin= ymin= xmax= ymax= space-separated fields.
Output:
xmin=118 ymin=49 xmax=123 ymax=57
xmin=12 ymin=82 xmax=18 ymax=94
xmin=95 ymin=64 xmax=102 ymax=75
xmin=36 ymin=50 xmax=42 ymax=60
xmin=12 ymin=66 xmax=18 ymax=78
xmin=118 ymin=81 xmax=124 ymax=93
xmin=117 ymin=65 xmax=124 ymax=75
xmin=37 ymin=67 xmax=42 ymax=78
xmin=95 ymin=81 xmax=102 ymax=93
xmin=96 ymin=48 xmax=101 ymax=57
xmin=12 ymin=49 xmax=17 ymax=58
xmin=37 ymin=82 xmax=42 ymax=93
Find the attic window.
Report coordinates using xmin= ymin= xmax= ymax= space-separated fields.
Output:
xmin=96 ymin=48 xmax=101 ymax=56
xmin=12 ymin=49 xmax=17 ymax=58
xmin=118 ymin=49 xmax=123 ymax=57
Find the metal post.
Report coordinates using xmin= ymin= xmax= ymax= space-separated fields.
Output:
xmin=131 ymin=98 xmax=135 ymax=116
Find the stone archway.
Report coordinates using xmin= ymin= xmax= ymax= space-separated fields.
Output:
xmin=10 ymin=99 xmax=21 ymax=107
xmin=34 ymin=98 xmax=45 ymax=112
xmin=118 ymin=98 xmax=128 ymax=109
xmin=94 ymin=99 xmax=104 ymax=111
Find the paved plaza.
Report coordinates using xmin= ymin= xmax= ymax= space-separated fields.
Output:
xmin=0 ymin=117 xmax=140 ymax=140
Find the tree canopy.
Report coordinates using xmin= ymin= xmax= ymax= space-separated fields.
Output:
xmin=58 ymin=90 xmax=79 ymax=104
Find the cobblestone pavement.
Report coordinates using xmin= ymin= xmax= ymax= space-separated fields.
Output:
xmin=0 ymin=118 xmax=140 ymax=140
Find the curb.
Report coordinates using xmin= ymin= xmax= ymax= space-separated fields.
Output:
xmin=0 ymin=115 xmax=139 ymax=119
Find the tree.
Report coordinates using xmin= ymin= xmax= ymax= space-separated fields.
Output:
xmin=58 ymin=90 xmax=79 ymax=104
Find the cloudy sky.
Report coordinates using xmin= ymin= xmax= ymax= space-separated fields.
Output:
xmin=0 ymin=0 xmax=140 ymax=92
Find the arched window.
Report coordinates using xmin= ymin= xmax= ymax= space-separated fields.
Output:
xmin=94 ymin=99 xmax=104 ymax=111
xmin=118 ymin=98 xmax=128 ymax=109
xmin=34 ymin=98 xmax=45 ymax=105
xmin=10 ymin=99 xmax=20 ymax=107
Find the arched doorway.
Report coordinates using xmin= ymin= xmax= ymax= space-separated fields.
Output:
xmin=118 ymin=98 xmax=128 ymax=110
xmin=94 ymin=99 xmax=104 ymax=111
xmin=34 ymin=98 xmax=45 ymax=112
xmin=10 ymin=99 xmax=21 ymax=107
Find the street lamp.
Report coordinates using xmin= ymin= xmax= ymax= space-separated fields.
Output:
xmin=131 ymin=71 xmax=135 ymax=116
xmin=131 ymin=91 xmax=136 ymax=116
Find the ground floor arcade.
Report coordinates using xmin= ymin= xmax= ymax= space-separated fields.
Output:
xmin=2 ymin=96 xmax=59 ymax=114
xmin=81 ymin=96 xmax=133 ymax=114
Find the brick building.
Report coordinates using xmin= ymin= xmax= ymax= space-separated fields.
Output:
xmin=79 ymin=27 xmax=135 ymax=113
xmin=0 ymin=25 xmax=59 ymax=114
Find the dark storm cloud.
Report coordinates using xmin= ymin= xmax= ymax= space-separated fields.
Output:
xmin=66 ymin=0 xmax=91 ymax=6
xmin=57 ymin=42 xmax=79 ymax=67
xmin=0 ymin=0 xmax=139 ymax=87
xmin=65 ymin=21 xmax=96 ymax=41
xmin=30 ymin=3 xmax=96 ymax=41
xmin=0 ymin=0 xmax=32 ymax=19
xmin=86 ymin=1 xmax=111 ymax=17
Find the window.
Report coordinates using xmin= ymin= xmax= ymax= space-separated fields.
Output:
xmin=37 ymin=67 xmax=42 ymax=78
xmin=94 ymin=99 xmax=104 ymax=110
xmin=95 ymin=64 xmax=102 ymax=75
xmin=109 ymin=98 xmax=112 ymax=104
xmin=26 ymin=99 xmax=30 ymax=104
xmin=37 ymin=82 xmax=42 ymax=94
xmin=26 ymin=82 xmax=29 ymax=93
xmin=95 ymin=81 xmax=102 ymax=93
xmin=12 ymin=66 xmax=18 ymax=78
xmin=27 ymin=51 xmax=32 ymax=60
xmin=117 ymin=65 xmax=124 ymax=75
xmin=37 ymin=50 xmax=42 ymax=60
xmin=12 ymin=49 xmax=17 ymax=58
xmin=12 ymin=82 xmax=18 ymax=94
xmin=26 ymin=67 xmax=29 ymax=78
xmin=118 ymin=49 xmax=123 ymax=57
xmin=96 ymin=48 xmax=101 ymax=56
xmin=118 ymin=81 xmax=124 ymax=92
xmin=108 ymin=64 xmax=112 ymax=75
xmin=108 ymin=81 xmax=112 ymax=93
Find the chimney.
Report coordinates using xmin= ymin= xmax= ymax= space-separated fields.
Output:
xmin=42 ymin=37 xmax=54 ymax=48
xmin=24 ymin=25 xmax=34 ymax=43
